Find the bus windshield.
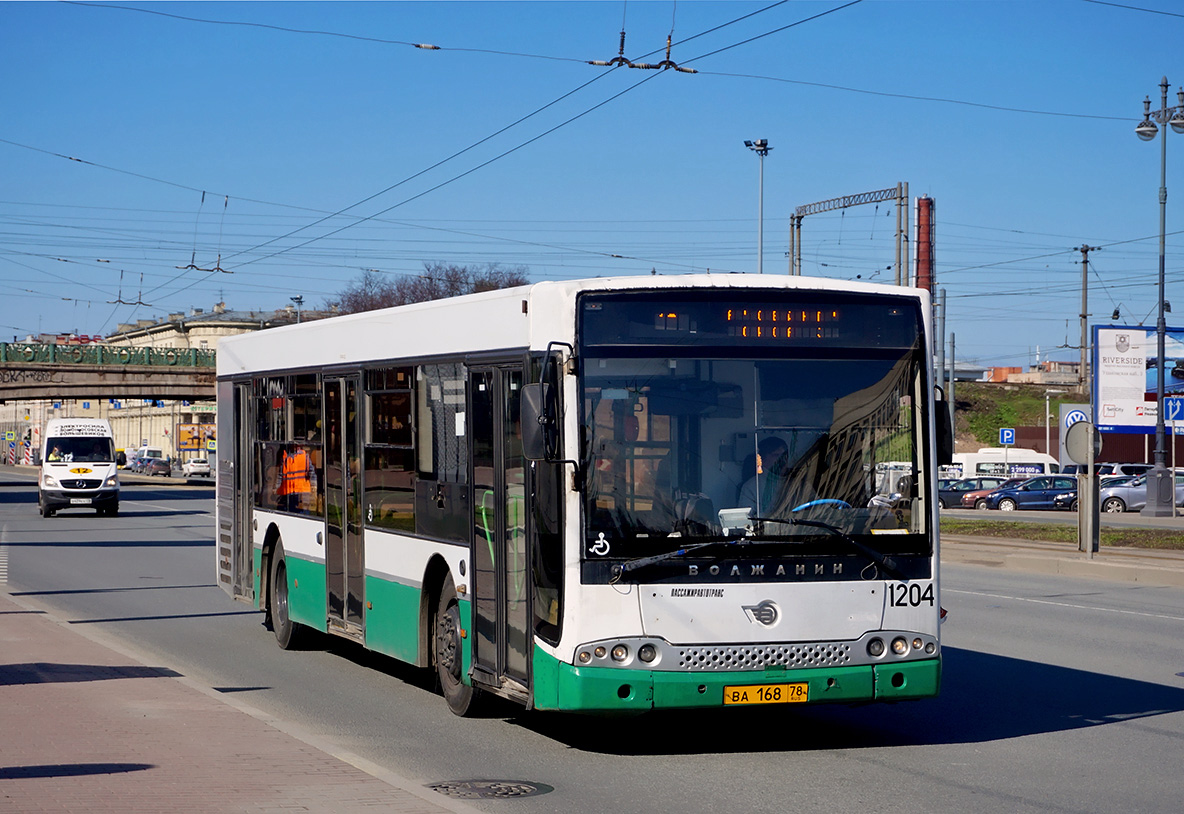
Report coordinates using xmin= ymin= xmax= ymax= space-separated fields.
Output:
xmin=578 ymin=289 xmax=930 ymax=570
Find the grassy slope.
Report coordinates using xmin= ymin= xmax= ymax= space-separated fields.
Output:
xmin=940 ymin=517 xmax=1184 ymax=550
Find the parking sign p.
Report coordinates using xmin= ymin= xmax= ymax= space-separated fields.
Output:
xmin=1000 ymin=427 xmax=1016 ymax=445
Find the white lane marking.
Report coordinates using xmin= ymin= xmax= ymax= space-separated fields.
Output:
xmin=0 ymin=545 xmax=8 ymax=584
xmin=944 ymin=588 xmax=1184 ymax=622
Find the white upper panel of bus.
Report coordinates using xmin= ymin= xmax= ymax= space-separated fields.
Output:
xmin=216 ymin=274 xmax=931 ymax=377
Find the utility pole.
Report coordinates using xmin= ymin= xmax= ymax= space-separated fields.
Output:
xmin=1076 ymin=245 xmax=1101 ymax=396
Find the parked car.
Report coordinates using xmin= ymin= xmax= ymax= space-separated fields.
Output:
xmin=1053 ymin=488 xmax=1081 ymax=510
xmin=1097 ymin=471 xmax=1184 ymax=513
xmin=182 ymin=457 xmax=211 ymax=477
xmin=963 ymin=478 xmax=1027 ymax=509
xmin=1100 ymin=474 xmax=1137 ymax=488
xmin=938 ymin=476 xmax=1009 ymax=509
xmin=143 ymin=458 xmax=173 ymax=477
xmin=1094 ymin=463 xmax=1153 ymax=478
xmin=982 ymin=476 xmax=1079 ymax=511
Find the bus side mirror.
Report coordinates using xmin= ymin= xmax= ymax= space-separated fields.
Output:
xmin=521 ymin=382 xmax=555 ymax=461
xmin=935 ymin=390 xmax=954 ymax=466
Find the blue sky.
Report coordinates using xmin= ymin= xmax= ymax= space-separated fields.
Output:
xmin=3 ymin=0 xmax=1183 ymax=367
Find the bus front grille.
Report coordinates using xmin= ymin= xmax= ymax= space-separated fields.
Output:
xmin=677 ymin=643 xmax=852 ymax=671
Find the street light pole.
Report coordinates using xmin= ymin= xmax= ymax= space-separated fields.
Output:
xmin=290 ymin=295 xmax=304 ymax=324
xmin=1136 ymin=77 xmax=1184 ymax=516
xmin=744 ymin=139 xmax=771 ymax=273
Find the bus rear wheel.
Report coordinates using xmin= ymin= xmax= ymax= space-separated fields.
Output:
xmin=434 ymin=574 xmax=481 ymax=717
xmin=269 ymin=543 xmax=308 ymax=650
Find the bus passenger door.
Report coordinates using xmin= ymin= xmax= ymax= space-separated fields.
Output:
xmin=216 ymin=379 xmax=253 ymax=603
xmin=323 ymin=375 xmax=364 ymax=639
xmin=469 ymin=366 xmax=530 ymax=697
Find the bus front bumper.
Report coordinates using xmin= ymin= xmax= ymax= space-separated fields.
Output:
xmin=532 ymin=650 xmax=940 ymax=713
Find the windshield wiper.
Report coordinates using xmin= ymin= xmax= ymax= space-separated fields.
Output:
xmin=612 ymin=539 xmax=735 ymax=579
xmin=749 ymin=516 xmax=908 ymax=581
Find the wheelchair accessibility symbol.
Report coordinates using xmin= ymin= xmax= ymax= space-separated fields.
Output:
xmin=589 ymin=533 xmax=611 ymax=556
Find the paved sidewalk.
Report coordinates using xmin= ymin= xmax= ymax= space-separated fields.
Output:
xmin=0 ymin=591 xmax=475 ymax=814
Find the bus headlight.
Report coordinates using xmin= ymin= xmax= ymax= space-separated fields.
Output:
xmin=638 ymin=644 xmax=657 ymax=663
xmin=42 ymin=474 xmax=58 ymax=488
xmin=867 ymin=638 xmax=885 ymax=657
xmin=610 ymin=644 xmax=629 ymax=663
xmin=891 ymin=637 xmax=909 ymax=656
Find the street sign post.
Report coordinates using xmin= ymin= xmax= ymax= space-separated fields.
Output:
xmin=999 ymin=428 xmax=1015 ymax=473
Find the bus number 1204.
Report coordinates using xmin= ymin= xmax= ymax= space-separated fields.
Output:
xmin=888 ymin=582 xmax=935 ymax=608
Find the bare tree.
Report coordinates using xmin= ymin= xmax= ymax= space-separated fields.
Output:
xmin=327 ymin=263 xmax=530 ymax=315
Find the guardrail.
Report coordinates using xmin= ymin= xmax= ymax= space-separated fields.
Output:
xmin=0 ymin=343 xmax=215 ymax=368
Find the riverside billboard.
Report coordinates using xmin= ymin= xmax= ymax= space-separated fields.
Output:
xmin=1093 ymin=324 xmax=1184 ymax=434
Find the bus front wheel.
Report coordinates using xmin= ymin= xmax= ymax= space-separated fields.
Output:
xmin=434 ymin=574 xmax=481 ymax=717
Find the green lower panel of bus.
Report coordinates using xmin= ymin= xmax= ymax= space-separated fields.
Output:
xmin=532 ymin=648 xmax=940 ymax=712
xmin=281 ymin=553 xmax=328 ymax=633
xmin=362 ymin=575 xmax=423 ymax=665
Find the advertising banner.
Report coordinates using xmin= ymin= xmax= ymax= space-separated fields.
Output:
xmin=1093 ymin=324 xmax=1184 ymax=434
xmin=176 ymin=423 xmax=216 ymax=451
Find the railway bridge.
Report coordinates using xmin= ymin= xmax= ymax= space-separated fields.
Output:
xmin=0 ymin=343 xmax=215 ymax=401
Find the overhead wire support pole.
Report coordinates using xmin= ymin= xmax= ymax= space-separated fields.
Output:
xmin=1076 ymin=245 xmax=1101 ymax=396
xmin=790 ymin=185 xmax=908 ymax=282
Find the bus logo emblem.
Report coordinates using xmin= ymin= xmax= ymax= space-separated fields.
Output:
xmin=743 ymin=600 xmax=780 ymax=627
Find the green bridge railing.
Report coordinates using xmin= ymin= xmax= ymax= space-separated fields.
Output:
xmin=0 ymin=343 xmax=216 ymax=368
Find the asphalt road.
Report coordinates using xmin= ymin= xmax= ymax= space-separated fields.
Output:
xmin=2 ymin=467 xmax=1183 ymax=814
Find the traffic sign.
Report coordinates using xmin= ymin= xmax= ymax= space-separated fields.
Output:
xmin=1065 ymin=420 xmax=1103 ymax=465
xmin=999 ymin=427 xmax=1016 ymax=445
xmin=1166 ymin=397 xmax=1184 ymax=422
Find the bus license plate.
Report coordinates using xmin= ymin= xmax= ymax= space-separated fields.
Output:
xmin=70 ymin=498 xmax=92 ymax=505
xmin=723 ymin=682 xmax=808 ymax=705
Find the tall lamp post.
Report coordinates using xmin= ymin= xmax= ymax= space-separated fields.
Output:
xmin=744 ymin=139 xmax=771 ymax=273
xmin=1136 ymin=77 xmax=1184 ymax=516
xmin=290 ymin=295 xmax=304 ymax=324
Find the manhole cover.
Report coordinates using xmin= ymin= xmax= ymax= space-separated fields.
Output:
xmin=427 ymin=780 xmax=553 ymax=799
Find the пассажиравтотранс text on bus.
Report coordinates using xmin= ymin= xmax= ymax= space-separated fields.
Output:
xmin=214 ymin=274 xmax=952 ymax=716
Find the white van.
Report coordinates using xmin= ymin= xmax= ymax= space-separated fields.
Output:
xmin=39 ymin=418 xmax=119 ymax=517
xmin=133 ymin=446 xmax=165 ymax=468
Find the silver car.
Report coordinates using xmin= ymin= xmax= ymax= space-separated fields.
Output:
xmin=1098 ymin=471 xmax=1184 ymax=513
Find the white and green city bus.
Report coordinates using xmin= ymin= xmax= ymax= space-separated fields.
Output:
xmin=216 ymin=274 xmax=951 ymax=716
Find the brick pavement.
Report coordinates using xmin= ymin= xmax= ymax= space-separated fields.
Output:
xmin=0 ymin=591 xmax=476 ymax=814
